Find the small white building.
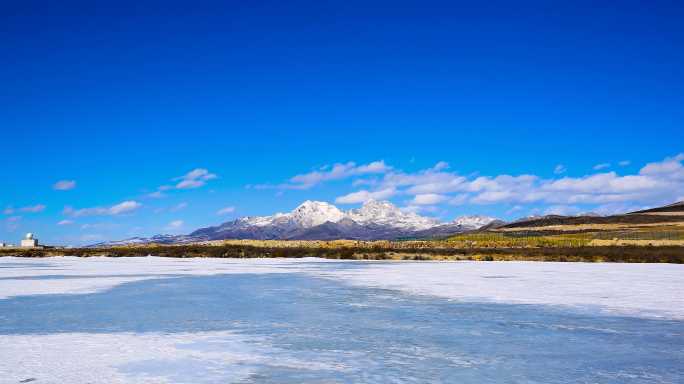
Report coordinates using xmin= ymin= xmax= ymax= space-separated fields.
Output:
xmin=20 ymin=233 xmax=39 ymax=248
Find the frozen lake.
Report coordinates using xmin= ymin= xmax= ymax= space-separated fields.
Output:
xmin=0 ymin=257 xmax=682 ymax=383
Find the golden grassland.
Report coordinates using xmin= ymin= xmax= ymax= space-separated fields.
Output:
xmin=495 ymin=221 xmax=684 ymax=232
xmin=451 ymin=221 xmax=684 ymax=247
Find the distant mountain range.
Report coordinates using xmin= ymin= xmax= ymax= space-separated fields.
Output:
xmin=497 ymin=201 xmax=684 ymax=229
xmin=92 ymin=200 xmax=497 ymax=246
xmin=92 ymin=199 xmax=684 ymax=247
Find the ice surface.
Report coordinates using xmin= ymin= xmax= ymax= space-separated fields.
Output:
xmin=0 ymin=257 xmax=682 ymax=320
xmin=0 ymin=256 xmax=314 ymax=299
xmin=0 ymin=257 xmax=682 ymax=383
xmin=316 ymin=261 xmax=684 ymax=320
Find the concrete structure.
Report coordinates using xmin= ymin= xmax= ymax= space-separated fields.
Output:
xmin=20 ymin=233 xmax=39 ymax=248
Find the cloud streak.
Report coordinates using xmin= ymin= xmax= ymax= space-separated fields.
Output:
xmin=174 ymin=168 xmax=217 ymax=189
xmin=149 ymin=168 xmax=218 ymax=197
xmin=64 ymin=201 xmax=142 ymax=217
xmin=258 ymin=161 xmax=391 ymax=190
xmin=20 ymin=204 xmax=46 ymax=213
xmin=335 ymin=187 xmax=396 ymax=204
xmin=216 ymin=206 xmax=236 ymax=215
xmin=53 ymin=180 xmax=76 ymax=190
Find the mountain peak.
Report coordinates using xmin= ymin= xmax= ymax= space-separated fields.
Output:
xmin=290 ymin=200 xmax=344 ymax=228
xmin=349 ymin=199 xmax=439 ymax=230
xmin=451 ymin=215 xmax=497 ymax=229
xmin=101 ymin=199 xmax=504 ymax=245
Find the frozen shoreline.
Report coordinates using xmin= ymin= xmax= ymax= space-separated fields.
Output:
xmin=1 ymin=256 xmax=683 ymax=320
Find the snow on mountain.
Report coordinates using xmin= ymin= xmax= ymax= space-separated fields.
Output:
xmin=95 ymin=200 xmax=500 ymax=245
xmin=451 ymin=215 xmax=497 ymax=230
xmin=289 ymin=200 xmax=345 ymax=227
xmin=225 ymin=201 xmax=344 ymax=229
xmin=189 ymin=200 xmax=496 ymax=240
xmin=348 ymin=200 xmax=440 ymax=230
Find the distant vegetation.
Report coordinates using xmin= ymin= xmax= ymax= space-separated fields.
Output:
xmin=446 ymin=227 xmax=684 ymax=248
xmin=2 ymin=243 xmax=683 ymax=263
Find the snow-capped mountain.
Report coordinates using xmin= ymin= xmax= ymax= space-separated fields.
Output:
xmin=451 ymin=215 xmax=497 ymax=229
xmin=348 ymin=200 xmax=440 ymax=230
xmin=93 ymin=200 xmax=498 ymax=246
xmin=288 ymin=200 xmax=345 ymax=228
xmin=191 ymin=200 xmax=498 ymax=241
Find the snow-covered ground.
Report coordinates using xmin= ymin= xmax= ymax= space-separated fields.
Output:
xmin=1 ymin=256 xmax=682 ymax=319
xmin=1 ymin=257 xmax=682 ymax=384
xmin=316 ymin=261 xmax=684 ymax=320
xmin=0 ymin=256 xmax=306 ymax=299
xmin=1 ymin=332 xmax=259 ymax=384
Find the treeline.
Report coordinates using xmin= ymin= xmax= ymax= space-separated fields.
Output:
xmin=2 ymin=244 xmax=684 ymax=263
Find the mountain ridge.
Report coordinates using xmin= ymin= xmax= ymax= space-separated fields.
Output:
xmin=92 ymin=200 xmax=497 ymax=246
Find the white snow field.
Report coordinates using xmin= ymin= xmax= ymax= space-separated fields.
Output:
xmin=316 ymin=261 xmax=684 ymax=320
xmin=0 ymin=256 xmax=308 ymax=299
xmin=0 ymin=257 xmax=682 ymax=384
xmin=1 ymin=256 xmax=682 ymax=319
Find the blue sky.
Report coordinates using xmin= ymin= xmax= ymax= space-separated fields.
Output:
xmin=2 ymin=0 xmax=683 ymax=245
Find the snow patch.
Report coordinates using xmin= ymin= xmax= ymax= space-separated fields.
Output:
xmin=316 ymin=261 xmax=684 ymax=320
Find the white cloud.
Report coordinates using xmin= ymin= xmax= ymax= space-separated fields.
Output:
xmin=3 ymin=207 xmax=15 ymax=215
xmin=593 ymin=163 xmax=610 ymax=170
xmin=109 ymin=201 xmax=142 ymax=215
xmin=448 ymin=194 xmax=469 ymax=206
xmin=639 ymin=153 xmax=684 ymax=180
xmin=146 ymin=168 xmax=217 ymax=200
xmin=65 ymin=200 xmax=142 ymax=217
xmin=20 ymin=204 xmax=46 ymax=213
xmin=57 ymin=220 xmax=74 ymax=226
xmin=53 ymin=180 xmax=76 ymax=190
xmin=544 ymin=173 xmax=662 ymax=194
xmin=335 ymin=187 xmax=396 ymax=204
xmin=175 ymin=179 xmax=206 ymax=189
xmin=544 ymin=205 xmax=582 ymax=216
xmin=261 ymin=160 xmax=391 ymax=190
xmin=169 ymin=168 xmax=218 ymax=190
xmin=147 ymin=191 xmax=166 ymax=199
xmin=411 ymin=193 xmax=447 ymax=205
xmin=216 ymin=206 xmax=236 ymax=215
xmin=619 ymin=160 xmax=631 ymax=166
xmin=554 ymin=164 xmax=566 ymax=175
xmin=339 ymin=153 xmax=684 ymax=211
xmin=401 ymin=205 xmax=439 ymax=214
xmin=258 ymin=154 xmax=684 ymax=216
xmin=383 ymin=167 xmax=467 ymax=195
xmin=432 ymin=161 xmax=450 ymax=171
xmin=166 ymin=220 xmax=183 ymax=229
